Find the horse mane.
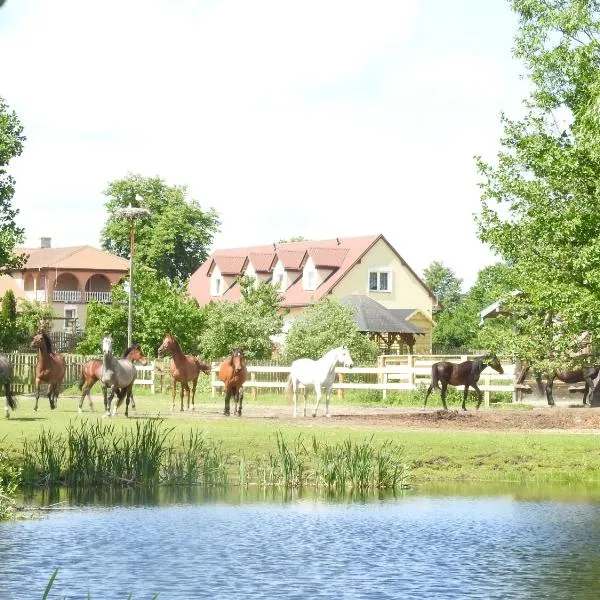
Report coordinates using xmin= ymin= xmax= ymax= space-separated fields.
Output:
xmin=41 ymin=331 xmax=53 ymax=354
xmin=168 ymin=335 xmax=183 ymax=354
xmin=122 ymin=344 xmax=140 ymax=358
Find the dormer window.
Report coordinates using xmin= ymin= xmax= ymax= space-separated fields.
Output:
xmin=368 ymin=269 xmax=391 ymax=292
xmin=305 ymin=269 xmax=316 ymax=291
xmin=273 ymin=273 xmax=284 ymax=291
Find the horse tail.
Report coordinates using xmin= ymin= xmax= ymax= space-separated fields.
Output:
xmin=431 ymin=364 xmax=440 ymax=390
xmin=194 ymin=357 xmax=211 ymax=374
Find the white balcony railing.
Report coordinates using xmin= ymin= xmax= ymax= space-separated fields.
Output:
xmin=25 ymin=290 xmax=47 ymax=302
xmin=53 ymin=290 xmax=81 ymax=302
xmin=85 ymin=291 xmax=112 ymax=303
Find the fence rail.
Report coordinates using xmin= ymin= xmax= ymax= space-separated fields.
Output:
xmin=1 ymin=353 xmax=521 ymax=406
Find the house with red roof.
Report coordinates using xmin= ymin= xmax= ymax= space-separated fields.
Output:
xmin=2 ymin=237 xmax=129 ymax=333
xmin=188 ymin=234 xmax=438 ymax=353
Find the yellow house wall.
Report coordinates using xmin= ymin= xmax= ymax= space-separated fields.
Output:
xmin=407 ymin=313 xmax=433 ymax=353
xmin=330 ymin=238 xmax=434 ymax=315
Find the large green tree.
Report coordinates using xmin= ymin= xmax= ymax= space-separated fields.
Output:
xmin=476 ymin=0 xmax=600 ymax=369
xmin=422 ymin=261 xmax=463 ymax=311
xmin=199 ymin=277 xmax=284 ymax=360
xmin=0 ymin=96 xmax=26 ymax=275
xmin=78 ymin=266 xmax=205 ymax=357
xmin=100 ymin=174 xmax=220 ymax=281
xmin=284 ymin=297 xmax=379 ymax=364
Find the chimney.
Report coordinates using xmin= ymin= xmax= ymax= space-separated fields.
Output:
xmin=40 ymin=237 xmax=51 ymax=249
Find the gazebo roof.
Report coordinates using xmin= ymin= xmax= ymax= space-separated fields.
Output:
xmin=340 ymin=295 xmax=424 ymax=335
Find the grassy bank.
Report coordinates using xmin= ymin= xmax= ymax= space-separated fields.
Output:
xmin=0 ymin=391 xmax=599 ymax=485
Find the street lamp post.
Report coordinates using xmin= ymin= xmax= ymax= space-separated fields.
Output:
xmin=116 ymin=198 xmax=151 ymax=348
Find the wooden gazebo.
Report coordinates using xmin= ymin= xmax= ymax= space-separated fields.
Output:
xmin=340 ymin=295 xmax=424 ymax=354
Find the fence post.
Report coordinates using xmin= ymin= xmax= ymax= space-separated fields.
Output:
xmin=251 ymin=371 xmax=257 ymax=400
xmin=150 ymin=362 xmax=155 ymax=394
xmin=407 ymin=354 xmax=415 ymax=391
xmin=484 ymin=373 xmax=491 ymax=407
xmin=337 ymin=372 xmax=344 ymax=399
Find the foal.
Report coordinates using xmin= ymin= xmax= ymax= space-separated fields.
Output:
xmin=31 ymin=331 xmax=66 ymax=411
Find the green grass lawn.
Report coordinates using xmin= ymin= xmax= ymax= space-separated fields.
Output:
xmin=2 ymin=388 xmax=600 ymax=484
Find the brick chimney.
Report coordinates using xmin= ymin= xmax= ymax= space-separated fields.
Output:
xmin=40 ymin=237 xmax=51 ymax=248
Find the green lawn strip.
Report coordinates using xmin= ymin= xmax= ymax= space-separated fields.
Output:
xmin=1 ymin=393 xmax=599 ymax=484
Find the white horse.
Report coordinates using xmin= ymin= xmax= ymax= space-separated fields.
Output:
xmin=286 ymin=346 xmax=354 ymax=417
xmin=0 ymin=355 xmax=17 ymax=418
xmin=100 ymin=335 xmax=140 ymax=417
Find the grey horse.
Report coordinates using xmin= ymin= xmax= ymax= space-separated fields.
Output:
xmin=0 ymin=355 xmax=17 ymax=418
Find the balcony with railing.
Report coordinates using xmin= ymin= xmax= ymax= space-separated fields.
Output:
xmin=25 ymin=290 xmax=47 ymax=302
xmin=53 ymin=290 xmax=112 ymax=303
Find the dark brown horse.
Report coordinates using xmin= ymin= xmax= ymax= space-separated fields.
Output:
xmin=424 ymin=353 xmax=504 ymax=411
xmin=218 ymin=348 xmax=247 ymax=416
xmin=158 ymin=333 xmax=210 ymax=412
xmin=78 ymin=343 xmax=148 ymax=413
xmin=31 ymin=331 xmax=66 ymax=411
xmin=518 ymin=364 xmax=599 ymax=406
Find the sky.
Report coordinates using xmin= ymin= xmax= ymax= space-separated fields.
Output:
xmin=0 ymin=0 xmax=529 ymax=289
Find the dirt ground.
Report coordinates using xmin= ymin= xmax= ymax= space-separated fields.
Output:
xmin=149 ymin=401 xmax=600 ymax=434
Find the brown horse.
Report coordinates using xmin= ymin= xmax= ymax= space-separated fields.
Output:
xmin=158 ymin=333 xmax=210 ymax=412
xmin=78 ymin=343 xmax=148 ymax=413
xmin=218 ymin=348 xmax=247 ymax=416
xmin=423 ymin=353 xmax=504 ymax=411
xmin=31 ymin=331 xmax=66 ymax=411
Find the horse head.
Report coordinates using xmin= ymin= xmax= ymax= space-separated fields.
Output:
xmin=229 ymin=348 xmax=246 ymax=374
xmin=125 ymin=343 xmax=148 ymax=365
xmin=31 ymin=330 xmax=52 ymax=353
xmin=337 ymin=346 xmax=354 ymax=369
xmin=158 ymin=333 xmax=175 ymax=358
xmin=484 ymin=353 xmax=504 ymax=374
xmin=101 ymin=335 xmax=113 ymax=356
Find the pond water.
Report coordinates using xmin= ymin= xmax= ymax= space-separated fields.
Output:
xmin=1 ymin=484 xmax=600 ymax=599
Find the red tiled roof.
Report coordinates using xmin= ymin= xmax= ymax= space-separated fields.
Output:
xmin=187 ymin=234 xmax=436 ymax=308
xmin=248 ymin=252 xmax=276 ymax=273
xmin=307 ymin=247 xmax=349 ymax=268
xmin=213 ymin=255 xmax=247 ymax=275
xmin=16 ymin=246 xmax=129 ymax=271
xmin=276 ymin=250 xmax=305 ymax=270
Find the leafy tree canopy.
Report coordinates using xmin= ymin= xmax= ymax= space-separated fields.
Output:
xmin=475 ymin=0 xmax=600 ymax=369
xmin=100 ymin=173 xmax=220 ymax=281
xmin=0 ymin=96 xmax=26 ymax=275
xmin=422 ymin=261 xmax=463 ymax=311
xmin=78 ymin=266 xmax=205 ymax=357
xmin=284 ymin=297 xmax=379 ymax=364
xmin=199 ymin=277 xmax=284 ymax=360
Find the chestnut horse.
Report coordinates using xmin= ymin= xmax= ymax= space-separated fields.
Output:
xmin=423 ymin=353 xmax=504 ymax=411
xmin=158 ymin=333 xmax=210 ymax=411
xmin=31 ymin=331 xmax=66 ymax=411
xmin=218 ymin=348 xmax=247 ymax=416
xmin=78 ymin=343 xmax=147 ymax=413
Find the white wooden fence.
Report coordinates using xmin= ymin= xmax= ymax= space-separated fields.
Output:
xmin=209 ymin=355 xmax=518 ymax=407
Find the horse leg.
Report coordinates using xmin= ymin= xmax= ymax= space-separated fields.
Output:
xmin=4 ymin=382 xmax=11 ymax=418
xmin=440 ymin=383 xmax=449 ymax=410
xmin=472 ymin=383 xmax=483 ymax=410
xmin=303 ymin=388 xmax=308 ymax=417
xmin=180 ymin=382 xmax=185 ymax=412
xmin=78 ymin=383 xmax=87 ymax=413
xmin=191 ymin=377 xmax=199 ymax=411
xmin=124 ymin=386 xmax=133 ymax=418
xmin=184 ymin=382 xmax=191 ymax=411
xmin=224 ymin=388 xmax=231 ymax=416
xmin=545 ymin=375 xmax=556 ymax=407
xmin=324 ymin=386 xmax=332 ymax=417
xmin=47 ymin=384 xmax=54 ymax=410
xmin=34 ymin=378 xmax=41 ymax=412
xmin=292 ymin=379 xmax=298 ymax=418
xmin=462 ymin=384 xmax=469 ymax=411
xmin=236 ymin=388 xmax=244 ymax=416
xmin=312 ymin=385 xmax=322 ymax=418
xmin=171 ymin=380 xmax=177 ymax=412
xmin=423 ymin=383 xmax=434 ymax=409
xmin=233 ymin=387 xmax=239 ymax=416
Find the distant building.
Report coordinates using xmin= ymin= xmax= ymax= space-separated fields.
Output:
xmin=188 ymin=234 xmax=437 ymax=353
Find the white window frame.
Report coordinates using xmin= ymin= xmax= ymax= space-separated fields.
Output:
xmin=64 ymin=306 xmax=78 ymax=330
xmin=211 ymin=275 xmax=222 ymax=297
xmin=368 ymin=269 xmax=392 ymax=292
xmin=272 ymin=272 xmax=284 ymax=291
xmin=304 ymin=268 xmax=317 ymax=291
